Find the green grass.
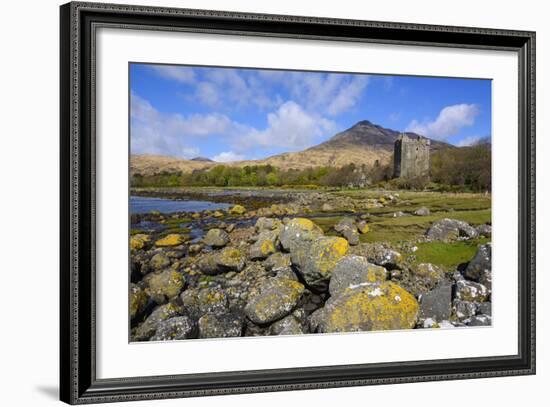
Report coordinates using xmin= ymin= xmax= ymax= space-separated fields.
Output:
xmin=410 ymin=238 xmax=490 ymax=271
xmin=359 ymin=209 xmax=491 ymax=244
xmin=130 ymin=228 xmax=146 ymax=236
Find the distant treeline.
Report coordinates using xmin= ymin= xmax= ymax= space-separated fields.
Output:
xmin=131 ymin=144 xmax=491 ymax=191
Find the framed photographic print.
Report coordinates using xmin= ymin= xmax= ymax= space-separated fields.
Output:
xmin=60 ymin=1 xmax=536 ymax=404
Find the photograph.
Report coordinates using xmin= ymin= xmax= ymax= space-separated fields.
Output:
xmin=129 ymin=63 xmax=493 ymax=341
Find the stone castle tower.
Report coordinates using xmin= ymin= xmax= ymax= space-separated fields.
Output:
xmin=393 ymin=133 xmax=430 ymax=178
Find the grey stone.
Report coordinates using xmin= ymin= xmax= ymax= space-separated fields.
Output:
xmin=414 ymin=207 xmax=430 ymax=216
xmin=419 ymin=283 xmax=452 ymax=322
xmin=203 ymin=228 xmax=230 ymax=248
xmin=244 ymin=278 xmax=305 ymax=324
xmin=198 ymin=313 xmax=243 ymax=338
xmin=150 ymin=316 xmax=196 ymax=341
xmin=328 ymin=255 xmax=387 ymax=296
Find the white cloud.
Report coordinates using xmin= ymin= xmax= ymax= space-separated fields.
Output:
xmin=149 ymin=65 xmax=196 ymax=84
xmin=456 ymin=135 xmax=484 ymax=147
xmin=241 ymin=101 xmax=336 ymax=151
xmin=406 ymin=104 xmax=479 ymax=140
xmin=131 ymin=92 xmax=234 ymax=158
xmin=212 ymin=151 xmax=245 ymax=162
xmin=326 ymin=76 xmax=369 ymax=116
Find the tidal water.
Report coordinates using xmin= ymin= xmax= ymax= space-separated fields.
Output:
xmin=130 ymin=196 xmax=231 ymax=214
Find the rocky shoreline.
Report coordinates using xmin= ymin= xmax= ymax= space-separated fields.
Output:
xmin=130 ymin=191 xmax=492 ymax=341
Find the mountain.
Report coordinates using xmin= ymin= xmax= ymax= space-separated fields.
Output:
xmin=130 ymin=120 xmax=454 ymax=176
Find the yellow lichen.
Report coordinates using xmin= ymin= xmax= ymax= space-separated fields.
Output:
xmin=260 ymin=239 xmax=275 ymax=255
xmin=323 ymin=282 xmax=418 ymax=332
xmin=155 ymin=234 xmax=184 ymax=247
xmin=359 ymin=224 xmax=369 ymax=234
xmin=130 ymin=234 xmax=150 ymax=250
xmin=229 ymin=205 xmax=246 ymax=215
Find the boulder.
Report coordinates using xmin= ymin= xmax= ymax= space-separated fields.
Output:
xmin=412 ymin=263 xmax=445 ymax=289
xmin=130 ymin=283 xmax=148 ymax=320
xmin=180 ymin=287 xmax=229 ymax=319
xmin=279 ymin=218 xmax=323 ymax=252
xmin=464 ymin=243 xmax=491 ymax=289
xmin=255 ymin=217 xmax=282 ymax=233
xmin=268 ymin=312 xmax=306 ymax=335
xmin=328 ymin=255 xmax=387 ymax=296
xmin=133 ymin=302 xmax=182 ymax=341
xmin=198 ymin=247 xmax=246 ymax=275
xmin=216 ymin=247 xmax=246 ymax=272
xmin=150 ymin=252 xmax=170 ymax=270
xmin=150 ymin=316 xmax=196 ymax=341
xmin=418 ymin=282 xmax=452 ymax=323
xmin=291 ymin=236 xmax=349 ymax=291
xmin=362 ymin=243 xmax=403 ymax=269
xmin=393 ymin=211 xmax=406 ymax=218
xmin=244 ymin=278 xmax=305 ymax=324
xmin=357 ymin=220 xmax=369 ymax=234
xmin=198 ymin=313 xmax=243 ymax=338
xmin=465 ymin=314 xmax=492 ymax=326
xmin=130 ymin=234 xmax=150 ymax=250
xmin=414 ymin=207 xmax=430 ymax=216
xmin=334 ymin=217 xmax=356 ymax=233
xmin=155 ymin=234 xmax=185 ymax=247
xmin=145 ymin=270 xmax=185 ymax=304
xmin=476 ymin=224 xmax=492 ymax=237
xmin=452 ymin=299 xmax=478 ymax=321
xmin=314 ymin=282 xmax=419 ymax=333
xmin=229 ymin=204 xmax=247 ymax=215
xmin=455 ymin=279 xmax=489 ymax=302
xmin=203 ymin=228 xmax=230 ymax=248
xmin=263 ymin=252 xmax=291 ymax=271
xmin=249 ymin=231 xmax=277 ymax=260
xmin=426 ymin=218 xmax=478 ymax=242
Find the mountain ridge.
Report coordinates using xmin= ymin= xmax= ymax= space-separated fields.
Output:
xmin=131 ymin=120 xmax=454 ymax=176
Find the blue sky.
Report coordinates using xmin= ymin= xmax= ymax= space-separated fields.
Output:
xmin=130 ymin=63 xmax=491 ymax=162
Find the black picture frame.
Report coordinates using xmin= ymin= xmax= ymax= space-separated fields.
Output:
xmin=60 ymin=1 xmax=536 ymax=404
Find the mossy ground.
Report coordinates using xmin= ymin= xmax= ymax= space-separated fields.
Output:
xmin=410 ymin=238 xmax=490 ymax=271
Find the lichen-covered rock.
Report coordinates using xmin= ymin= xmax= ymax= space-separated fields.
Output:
xmin=255 ymin=217 xmax=282 ymax=232
xmin=455 ymin=279 xmax=489 ymax=302
xmin=274 ymin=267 xmax=299 ymax=281
xmin=180 ymin=287 xmax=228 ymax=319
xmin=155 ymin=234 xmax=185 ymax=247
xmin=150 ymin=316 xmax=196 ymax=341
xmin=476 ymin=224 xmax=492 ymax=237
xmin=279 ymin=218 xmax=323 ymax=252
xmin=130 ymin=283 xmax=148 ymax=320
xmin=216 ymin=247 xmax=246 ymax=272
xmin=357 ymin=221 xmax=369 ymax=234
xmin=203 ymin=228 xmax=230 ymax=248
xmin=198 ymin=247 xmax=246 ymax=275
xmin=133 ymin=302 xmax=182 ymax=340
xmin=314 ymin=282 xmax=419 ymax=333
xmin=426 ymin=218 xmax=478 ymax=242
xmin=418 ymin=282 xmax=452 ymax=323
xmin=130 ymin=234 xmax=150 ymax=250
xmin=244 ymin=278 xmax=305 ymax=324
xmin=145 ymin=270 xmax=185 ymax=304
xmin=412 ymin=263 xmax=444 ymax=287
xmin=464 ymin=314 xmax=492 ymax=326
xmin=361 ymin=243 xmax=403 ymax=269
xmin=334 ymin=217 xmax=360 ymax=245
xmin=414 ymin=207 xmax=430 ymax=216
xmin=229 ymin=204 xmax=247 ymax=215
xmin=328 ymin=255 xmax=387 ymax=296
xmin=212 ymin=210 xmax=224 ymax=218
xmin=198 ymin=313 xmax=243 ymax=338
xmin=263 ymin=252 xmax=291 ymax=271
xmin=291 ymin=236 xmax=349 ymax=291
xmin=150 ymin=252 xmax=170 ymax=270
xmin=452 ymin=299 xmax=478 ymax=321
xmin=464 ymin=243 xmax=491 ymax=291
xmin=249 ymin=231 xmax=277 ymax=260
xmin=268 ymin=311 xmax=306 ymax=335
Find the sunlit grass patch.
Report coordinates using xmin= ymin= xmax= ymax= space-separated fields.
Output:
xmin=411 ymin=238 xmax=490 ymax=271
